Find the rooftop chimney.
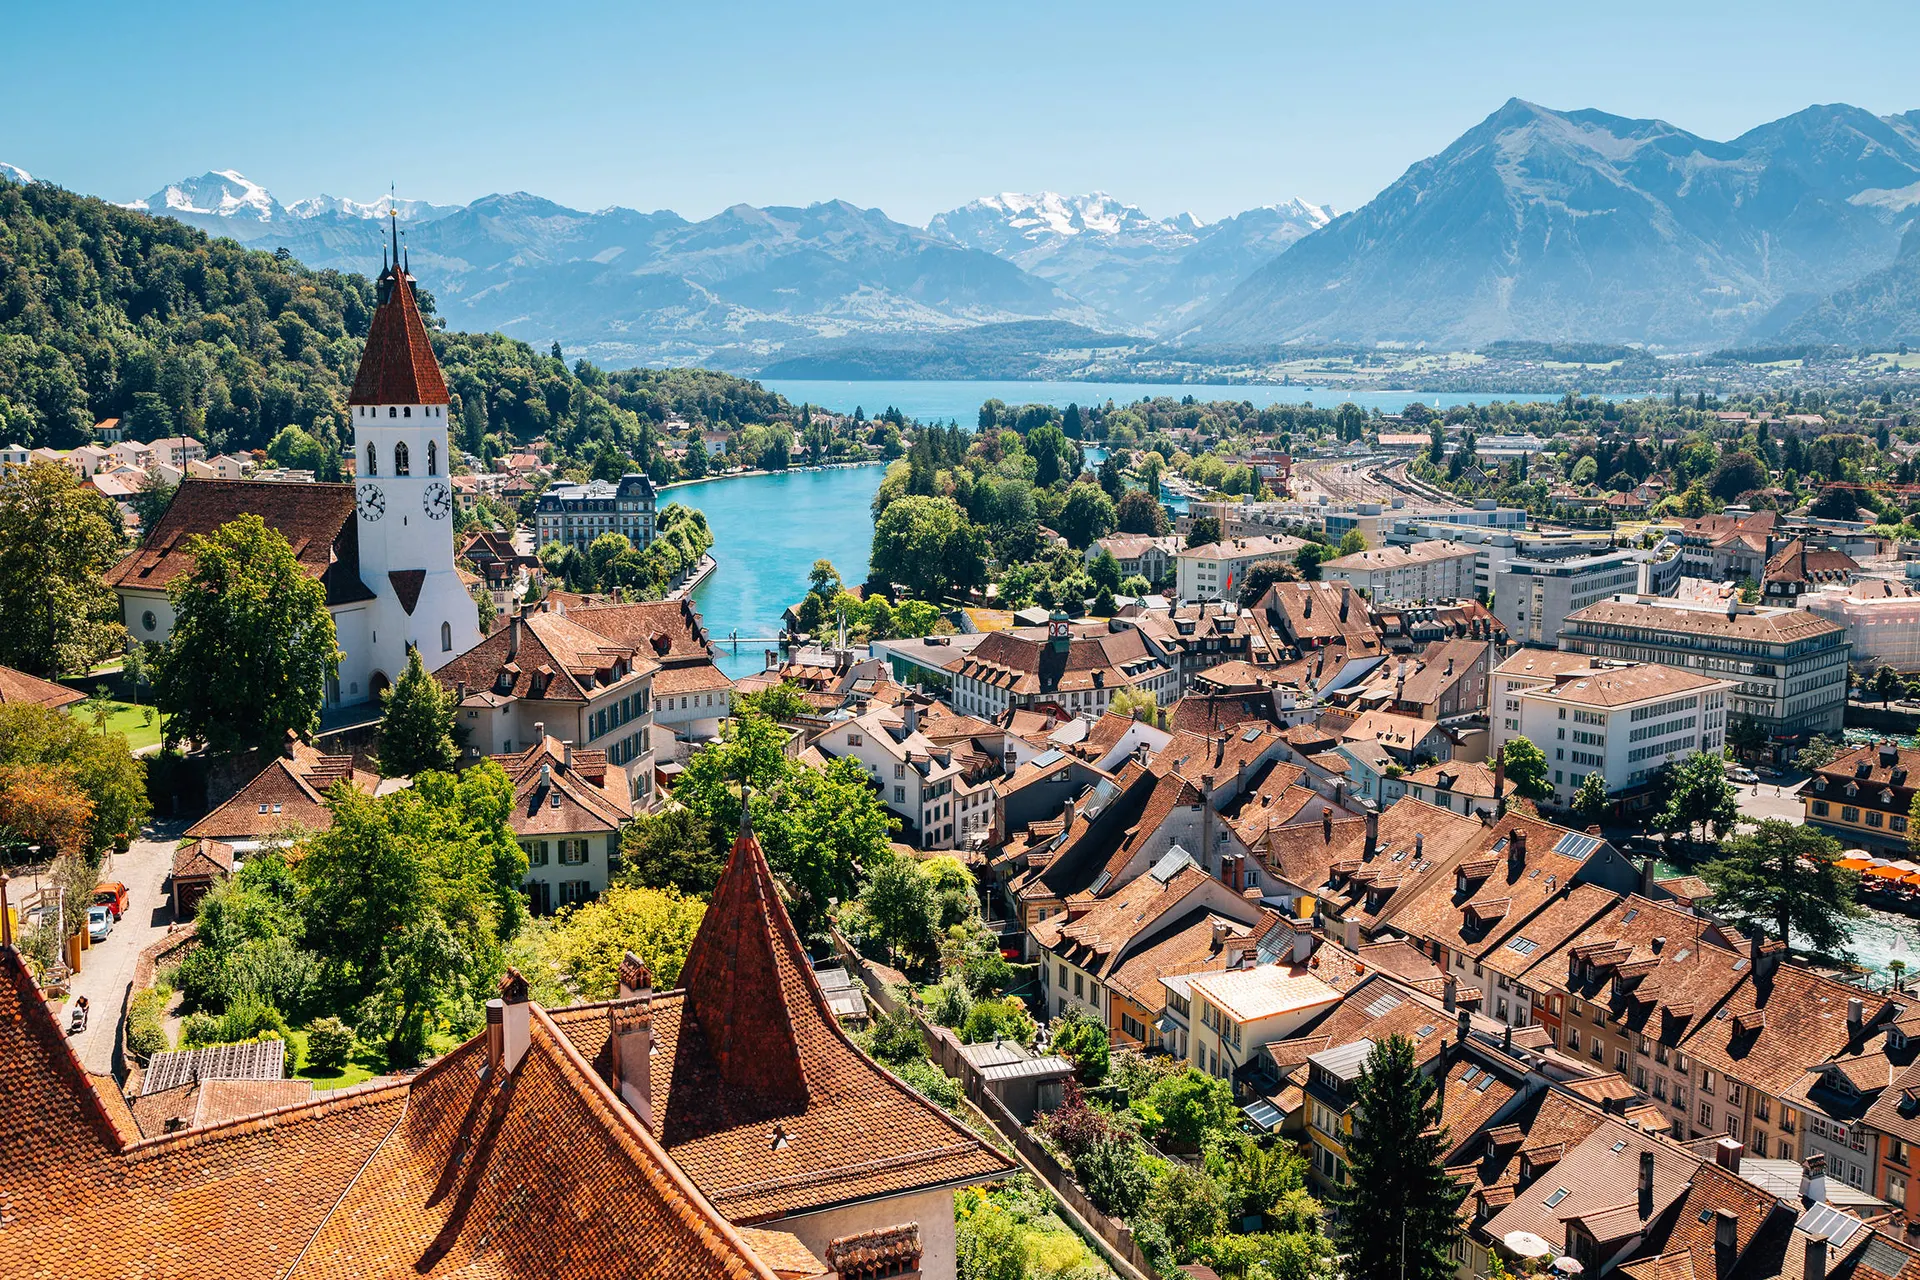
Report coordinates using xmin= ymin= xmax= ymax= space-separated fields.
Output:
xmin=1638 ymin=1149 xmax=1656 ymax=1214
xmin=902 ymin=703 xmax=919 ymax=735
xmin=1416 ymin=831 xmax=1425 ymax=858
xmin=1456 ymin=1008 xmax=1470 ymax=1045
xmin=611 ymin=951 xmax=655 ymax=1129
xmin=1508 ymin=828 xmax=1528 ymax=877
xmin=1364 ymin=810 xmax=1379 ymax=861
xmin=485 ymin=999 xmax=504 ymax=1075
xmin=1444 ymin=973 xmax=1458 ymax=1012
xmin=534 ymin=720 xmax=545 ymax=742
xmin=1801 ymin=1152 xmax=1829 ymax=1203
xmin=563 ymin=740 xmax=574 ymax=770
xmin=1848 ymin=996 xmax=1865 ymax=1032
xmin=1493 ymin=757 xmax=1506 ymax=799
xmin=1211 ymin=919 xmax=1230 ymax=952
xmin=1805 ymin=1236 xmax=1829 ymax=1280
xmin=1714 ymin=1209 xmax=1737 ymax=1264
xmin=1713 ymin=1137 xmax=1744 ymax=1174
xmin=498 ymin=968 xmax=531 ymax=1073
xmin=1323 ymin=807 xmax=1334 ymax=843
xmin=507 ymin=615 xmax=522 ymax=660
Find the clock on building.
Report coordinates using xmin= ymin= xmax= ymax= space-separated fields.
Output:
xmin=358 ymin=483 xmax=386 ymax=520
xmin=422 ymin=480 xmax=452 ymax=521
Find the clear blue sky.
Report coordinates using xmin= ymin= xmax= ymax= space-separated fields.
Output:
xmin=7 ymin=0 xmax=1918 ymax=225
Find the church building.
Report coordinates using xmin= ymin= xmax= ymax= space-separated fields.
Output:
xmin=107 ymin=220 xmax=482 ymax=707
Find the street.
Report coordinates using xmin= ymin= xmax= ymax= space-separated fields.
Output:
xmin=63 ymin=821 xmax=185 ymax=1076
xmin=1732 ymin=776 xmax=1806 ymax=827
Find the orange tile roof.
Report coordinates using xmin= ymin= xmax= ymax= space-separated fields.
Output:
xmin=0 ymin=663 xmax=85 ymax=709
xmin=347 ymin=264 xmax=449 ymax=406
xmin=184 ymin=741 xmax=375 ymax=842
xmin=491 ymin=734 xmax=634 ymax=836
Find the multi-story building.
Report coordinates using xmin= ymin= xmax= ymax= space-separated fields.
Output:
xmin=1799 ymin=741 xmax=1920 ymax=855
xmin=1321 ymin=539 xmax=1479 ymax=603
xmin=1558 ymin=596 xmax=1850 ymax=747
xmin=944 ymin=617 xmax=1177 ymax=719
xmin=1676 ymin=508 xmax=1776 ymax=581
xmin=1186 ymin=964 xmax=1342 ymax=1083
xmin=1087 ymin=533 xmax=1177 ymax=584
xmin=1177 ymin=534 xmax=1309 ymax=602
xmin=534 ymin=473 xmax=657 ymax=552
xmin=492 ymin=734 xmax=635 ymax=914
xmin=1488 ymin=662 xmax=1732 ymax=813
xmin=1803 ymin=581 xmax=1920 ymax=673
xmin=1493 ymin=546 xmax=1647 ymax=647
xmin=811 ymin=702 xmax=989 ymax=850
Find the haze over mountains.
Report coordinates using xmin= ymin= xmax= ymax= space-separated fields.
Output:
xmin=9 ymin=98 xmax=1920 ymax=372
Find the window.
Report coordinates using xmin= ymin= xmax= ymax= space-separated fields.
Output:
xmin=1616 ymin=1048 xmax=1629 ymax=1071
xmin=1897 ymin=815 xmax=1911 ymax=833
xmin=142 ymin=610 xmax=157 ymax=632
xmin=427 ymin=439 xmax=437 ymax=475
xmin=525 ymin=840 xmax=549 ymax=867
xmin=1700 ymin=1102 xmax=1714 ymax=1127
xmin=559 ymin=880 xmax=592 ymax=907
xmin=393 ymin=441 xmax=410 ymax=475
xmin=1754 ymin=1095 xmax=1770 ymax=1122
xmin=894 ymin=763 xmax=906 ymax=779
xmin=1057 ymin=964 xmax=1067 ymax=988
xmin=365 ymin=442 xmax=377 ymax=476
xmin=1702 ymin=1070 xmax=1716 ymax=1095
xmin=893 ymin=787 xmax=905 ymax=804
xmin=1812 ymin=800 xmax=1830 ymax=816
xmin=1567 ymin=1028 xmax=1581 ymax=1051
xmin=1869 ymin=810 xmax=1885 ymax=828
xmin=560 ymin=840 xmax=589 ymax=866
xmin=1843 ymin=806 xmax=1861 ymax=823
xmin=441 ymin=621 xmax=453 ymax=652
xmin=1073 ymin=973 xmax=1083 ymax=999
xmin=1891 ymin=1172 xmax=1909 ymax=1209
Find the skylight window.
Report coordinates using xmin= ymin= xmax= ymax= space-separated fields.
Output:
xmin=1544 ymin=1187 xmax=1569 ymax=1208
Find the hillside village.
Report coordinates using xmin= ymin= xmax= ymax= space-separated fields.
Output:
xmin=13 ymin=211 xmax=1920 ymax=1280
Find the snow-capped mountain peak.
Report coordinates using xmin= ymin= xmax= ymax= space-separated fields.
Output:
xmin=135 ymin=170 xmax=282 ymax=221
xmin=0 ymin=162 xmax=32 ymax=185
xmin=284 ymin=193 xmax=454 ymax=221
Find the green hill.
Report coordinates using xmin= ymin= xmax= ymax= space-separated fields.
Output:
xmin=0 ymin=177 xmax=789 ymax=468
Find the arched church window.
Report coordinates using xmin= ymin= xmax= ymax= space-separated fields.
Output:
xmin=441 ymin=621 xmax=453 ymax=652
xmin=365 ymin=443 xmax=377 ymax=476
xmin=427 ymin=440 xmax=438 ymax=475
xmin=394 ymin=441 xmax=411 ymax=476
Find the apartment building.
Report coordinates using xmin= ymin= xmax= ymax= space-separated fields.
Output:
xmin=533 ymin=473 xmax=658 ymax=551
xmin=1799 ymin=741 xmax=1919 ymax=855
xmin=1558 ymin=596 xmax=1850 ymax=746
xmin=1322 ymin=539 xmax=1479 ymax=603
xmin=1493 ymin=546 xmax=1647 ymax=647
xmin=1489 ymin=662 xmax=1732 ymax=813
xmin=812 ymin=702 xmax=989 ymax=850
xmin=945 ymin=618 xmax=1177 ymax=719
xmin=1177 ymin=534 xmax=1309 ymax=602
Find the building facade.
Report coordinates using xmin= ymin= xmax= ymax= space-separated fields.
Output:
xmin=535 ymin=474 xmax=658 ymax=552
xmin=1492 ymin=547 xmax=1647 ymax=648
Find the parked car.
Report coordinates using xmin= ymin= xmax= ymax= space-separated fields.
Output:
xmin=87 ymin=905 xmax=111 ymax=942
xmin=93 ymin=881 xmax=129 ymax=921
xmin=1728 ymin=766 xmax=1758 ymax=784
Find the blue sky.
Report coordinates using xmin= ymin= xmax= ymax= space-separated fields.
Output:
xmin=7 ymin=0 xmax=1918 ymax=224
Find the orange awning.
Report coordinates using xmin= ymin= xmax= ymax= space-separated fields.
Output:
xmin=1836 ymin=858 xmax=1875 ymax=871
xmin=1867 ymin=865 xmax=1911 ymax=881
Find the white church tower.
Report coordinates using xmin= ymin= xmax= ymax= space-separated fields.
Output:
xmin=343 ymin=213 xmax=481 ymax=698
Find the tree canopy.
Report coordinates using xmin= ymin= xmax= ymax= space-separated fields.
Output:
xmin=1702 ymin=818 xmax=1862 ymax=955
xmin=376 ymin=647 xmax=460 ymax=776
xmin=0 ymin=462 xmax=125 ymax=677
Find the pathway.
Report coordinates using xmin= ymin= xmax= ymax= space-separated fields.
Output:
xmin=65 ymin=822 xmax=185 ymax=1076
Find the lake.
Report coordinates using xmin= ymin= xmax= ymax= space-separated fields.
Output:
xmin=757 ymin=377 xmax=1571 ymax=424
xmin=683 ymin=379 xmax=1578 ymax=678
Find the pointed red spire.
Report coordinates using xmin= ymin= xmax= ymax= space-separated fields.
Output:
xmin=674 ymin=802 xmax=809 ymax=1112
xmin=348 ymin=230 xmax=449 ymax=407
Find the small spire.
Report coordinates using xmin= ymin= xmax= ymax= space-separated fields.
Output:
xmin=737 ymin=786 xmax=754 ymax=843
xmin=389 ymin=203 xmax=400 ymax=274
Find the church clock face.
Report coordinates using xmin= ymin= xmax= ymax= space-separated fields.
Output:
xmin=358 ymin=483 xmax=385 ymax=521
xmin=422 ymin=480 xmax=452 ymax=521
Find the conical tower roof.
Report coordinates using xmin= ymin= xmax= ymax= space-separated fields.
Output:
xmin=348 ymin=212 xmax=448 ymax=407
xmin=674 ymin=806 xmax=810 ymax=1113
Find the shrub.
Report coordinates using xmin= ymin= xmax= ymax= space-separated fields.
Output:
xmin=1149 ymin=1164 xmax=1228 ymax=1260
xmin=927 ymin=978 xmax=974 ymax=1029
xmin=126 ymin=985 xmax=172 ymax=1061
xmin=1131 ymin=1221 xmax=1176 ymax=1275
xmin=1075 ymin=1137 xmax=1152 ymax=1218
xmin=863 ymin=1003 xmax=925 ymax=1066
xmin=184 ymin=999 xmax=290 ymax=1049
xmin=1144 ymin=1067 xmax=1237 ymax=1149
xmin=1049 ymin=1010 xmax=1110 ymax=1085
xmin=956 ymin=1188 xmax=1031 ymax=1280
xmin=960 ymin=995 xmax=1035 ymax=1046
xmin=893 ymin=1058 xmax=961 ymax=1110
xmin=305 ymin=1015 xmax=355 ymax=1072
xmin=179 ymin=1011 xmax=220 ymax=1048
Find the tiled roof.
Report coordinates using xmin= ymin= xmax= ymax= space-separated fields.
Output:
xmin=1404 ymin=759 xmax=1499 ymax=799
xmin=491 ymin=735 xmax=635 ymax=836
xmin=0 ymin=663 xmax=85 ymax=709
xmin=1681 ymin=964 xmax=1884 ymax=1095
xmin=185 ymin=740 xmax=374 ymax=842
xmin=347 ymin=265 xmax=450 ymax=406
xmin=105 ymin=480 xmax=374 ymax=605
xmin=948 ymin=625 xmax=1167 ymax=697
xmin=1765 ymin=539 xmax=1859 ymax=584
xmin=1324 ymin=539 xmax=1476 ymax=572
xmin=553 ymin=814 xmax=1010 ymax=1221
xmin=1565 ymin=597 xmax=1845 ymax=644
xmin=1523 ymin=663 xmax=1729 ymax=708
xmin=436 ymin=611 xmax=655 ymax=705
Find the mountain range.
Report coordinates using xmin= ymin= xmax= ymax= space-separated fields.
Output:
xmin=9 ymin=98 xmax=1920 ymax=370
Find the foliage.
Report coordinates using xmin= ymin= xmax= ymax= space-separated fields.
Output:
xmin=1656 ymin=750 xmax=1740 ymax=847
xmin=1114 ymin=489 xmax=1170 ymax=535
xmin=616 ymin=807 xmax=728 ymax=897
xmin=892 ymin=1057 xmax=962 ymax=1110
xmin=1149 ymin=1164 xmax=1229 ymax=1261
xmin=0 ymin=764 xmax=94 ymax=861
xmin=1726 ymin=714 xmax=1770 ymax=758
xmin=0 ymin=703 xmax=149 ymax=857
xmin=1570 ymin=772 xmax=1610 ymax=826
xmin=1238 ymin=557 xmax=1299 ymax=603
xmin=1337 ymin=529 xmax=1367 ymax=556
xmin=0 ymin=462 xmax=125 ymax=677
xmin=1143 ymin=1066 xmax=1237 ymax=1149
xmin=1796 ymin=735 xmax=1845 ymax=770
xmin=1109 ymin=1047 xmax=1186 ymax=1102
xmin=956 ymin=1187 xmax=1033 ymax=1280
xmin=961 ymin=995 xmax=1037 ymax=1046
xmin=1294 ymin=543 xmax=1329 ymax=581
xmin=1049 ymin=1007 xmax=1111 ymax=1085
xmin=126 ymin=984 xmax=172 ymax=1061
xmin=863 ymin=1003 xmax=926 ymax=1067
xmin=1328 ymin=1035 xmax=1466 ymax=1280
xmin=1703 ymin=819 xmax=1862 ymax=954
xmin=376 ymin=646 xmax=460 ymax=776
xmin=871 ymin=494 xmax=987 ymax=601
xmin=304 ymin=1015 xmax=355 ymax=1071
xmin=176 ymin=851 xmax=321 ymax=1014
xmin=1498 ymin=737 xmax=1552 ymax=802
xmin=927 ymin=977 xmax=976 ymax=1029
xmin=151 ymin=514 xmax=339 ymax=755
xmin=1056 ymin=482 xmax=1117 ymax=548
xmin=1075 ymin=1136 xmax=1155 ymax=1219
xmin=863 ymin=851 xmax=942 ymax=969
xmin=1194 ymin=1230 xmax=1333 ymax=1280
xmin=182 ymin=998 xmax=291 ymax=1049
xmin=538 ymin=884 xmax=707 ymax=1001
xmin=733 ymin=680 xmax=815 ymax=723
xmin=1186 ymin=517 xmax=1223 ymax=548
xmin=1106 ymin=686 xmax=1159 ymax=723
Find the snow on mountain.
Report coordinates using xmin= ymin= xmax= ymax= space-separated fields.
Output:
xmin=930 ymin=191 xmax=1200 ymax=258
xmin=136 ymin=169 xmax=282 ymax=221
xmin=0 ymin=162 xmax=31 ymax=185
xmin=284 ymin=193 xmax=458 ymax=221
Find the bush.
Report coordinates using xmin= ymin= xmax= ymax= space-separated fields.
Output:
xmin=184 ymin=998 xmax=290 ymax=1049
xmin=956 ymin=1188 xmax=1031 ymax=1280
xmin=180 ymin=1011 xmax=220 ymax=1048
xmin=1149 ymin=1164 xmax=1228 ymax=1261
xmin=1131 ymin=1221 xmax=1176 ymax=1276
xmin=893 ymin=1058 xmax=961 ymax=1110
xmin=927 ymin=978 xmax=974 ymax=1029
xmin=1050 ymin=1010 xmax=1110 ymax=1085
xmin=305 ymin=1015 xmax=355 ymax=1071
xmin=126 ymin=985 xmax=172 ymax=1062
xmin=864 ymin=1004 xmax=925 ymax=1067
xmin=961 ymin=995 xmax=1036 ymax=1046
xmin=1144 ymin=1067 xmax=1237 ymax=1149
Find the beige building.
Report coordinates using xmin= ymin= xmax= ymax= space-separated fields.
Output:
xmin=1322 ymin=539 xmax=1479 ymax=603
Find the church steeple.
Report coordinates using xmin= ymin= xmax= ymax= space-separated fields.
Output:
xmin=349 ymin=218 xmax=448 ymax=408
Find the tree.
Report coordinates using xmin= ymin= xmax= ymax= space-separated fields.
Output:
xmin=0 ymin=703 xmax=149 ymax=857
xmin=0 ymin=461 xmax=125 ymax=677
xmin=1571 ymin=772 xmax=1611 ymax=827
xmin=1875 ymin=665 xmax=1904 ymax=706
xmin=1329 ymin=1035 xmax=1465 ymax=1280
xmin=863 ymin=852 xmax=940 ymax=968
xmin=1294 ymin=543 xmax=1330 ymax=582
xmin=1088 ymin=548 xmax=1123 ymax=593
xmin=1796 ymin=735 xmax=1844 ymax=770
xmin=1703 ymin=819 xmax=1862 ymax=954
xmin=618 ymin=807 xmax=727 ymax=897
xmin=1337 ymin=529 xmax=1367 ymax=556
xmin=1499 ymin=738 xmax=1551 ymax=803
xmin=151 ymin=514 xmax=339 ymax=755
xmin=1708 ymin=452 xmax=1768 ymax=502
xmin=1150 ymin=1164 xmax=1229 ymax=1261
xmin=266 ymin=424 xmax=329 ymax=473
xmin=377 ymin=647 xmax=460 ymax=776
xmin=1185 ymin=516 xmax=1223 ymax=549
xmin=1810 ymin=486 xmax=1864 ymax=521
xmin=807 ymin=559 xmax=842 ymax=600
xmin=1657 ymin=751 xmax=1739 ymax=849
xmin=1050 ymin=1008 xmax=1110 ymax=1084
xmin=1144 ymin=1067 xmax=1236 ymax=1150
xmin=955 ymin=1189 xmax=1031 ymax=1280
xmin=539 ymin=884 xmax=706 ymax=1000
xmin=1114 ymin=489 xmax=1170 ymax=536
xmin=734 ymin=680 xmax=815 ymax=723
xmin=0 ymin=763 xmax=94 ymax=861
xmin=1727 ymin=714 xmax=1769 ymax=759
xmin=1107 ymin=686 xmax=1158 ymax=723
xmin=1056 ymin=482 xmax=1116 ymax=549
xmin=871 ymin=495 xmax=984 ymax=602
xmin=1238 ymin=558 xmax=1299 ymax=604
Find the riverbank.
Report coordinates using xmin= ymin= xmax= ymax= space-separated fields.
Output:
xmin=660 ymin=457 xmax=886 ymax=494
xmin=666 ymin=552 xmax=716 ymax=601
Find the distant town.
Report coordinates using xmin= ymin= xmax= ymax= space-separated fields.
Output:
xmin=11 ymin=217 xmax=1920 ymax=1280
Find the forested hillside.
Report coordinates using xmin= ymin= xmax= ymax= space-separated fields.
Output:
xmin=0 ymin=179 xmax=791 ymax=466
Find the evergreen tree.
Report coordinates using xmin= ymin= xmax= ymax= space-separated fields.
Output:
xmin=1330 ymin=1035 xmax=1465 ymax=1280
xmin=377 ymin=647 xmax=461 ymax=777
xmin=1702 ymin=819 xmax=1862 ymax=953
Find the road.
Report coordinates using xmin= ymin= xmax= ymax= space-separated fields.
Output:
xmin=64 ymin=821 xmax=185 ymax=1076
xmin=1733 ymin=778 xmax=1806 ymax=827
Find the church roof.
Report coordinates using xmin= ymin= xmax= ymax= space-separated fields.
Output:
xmin=104 ymin=480 xmax=374 ymax=607
xmin=0 ymin=663 xmax=85 ymax=710
xmin=348 ymin=253 xmax=449 ymax=407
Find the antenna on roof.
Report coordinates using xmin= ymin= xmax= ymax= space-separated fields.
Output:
xmin=388 ymin=185 xmax=401 ymax=274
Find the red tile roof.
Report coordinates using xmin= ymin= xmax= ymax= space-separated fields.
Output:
xmin=347 ymin=265 xmax=449 ymax=406
xmin=0 ymin=663 xmax=85 ymax=709
xmin=105 ymin=480 xmax=374 ymax=605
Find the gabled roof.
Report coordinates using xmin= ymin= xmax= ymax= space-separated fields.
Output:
xmin=185 ymin=740 xmax=375 ymax=842
xmin=347 ymin=263 xmax=450 ymax=406
xmin=105 ymin=480 xmax=374 ymax=606
xmin=491 ymin=735 xmax=635 ymax=835
xmin=0 ymin=663 xmax=85 ymax=710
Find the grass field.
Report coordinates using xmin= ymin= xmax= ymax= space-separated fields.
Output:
xmin=287 ymin=1024 xmax=464 ymax=1091
xmin=81 ymin=700 xmax=166 ymax=753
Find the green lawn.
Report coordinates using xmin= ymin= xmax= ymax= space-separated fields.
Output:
xmin=287 ymin=1024 xmax=466 ymax=1091
xmin=88 ymin=700 xmax=166 ymax=753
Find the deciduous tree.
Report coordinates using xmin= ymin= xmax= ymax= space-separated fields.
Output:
xmin=0 ymin=461 xmax=124 ymax=677
xmin=1499 ymin=737 xmax=1552 ymax=803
